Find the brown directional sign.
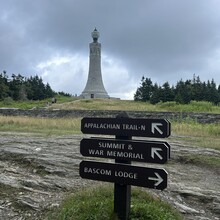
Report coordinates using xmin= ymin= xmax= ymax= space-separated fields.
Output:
xmin=80 ymin=138 xmax=170 ymax=164
xmin=81 ymin=117 xmax=170 ymax=138
xmin=80 ymin=160 xmax=168 ymax=190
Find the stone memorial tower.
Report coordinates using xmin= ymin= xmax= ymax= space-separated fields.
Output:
xmin=80 ymin=28 xmax=109 ymax=99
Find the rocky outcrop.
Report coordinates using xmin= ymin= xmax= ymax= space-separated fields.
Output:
xmin=0 ymin=132 xmax=219 ymax=219
xmin=0 ymin=108 xmax=220 ymax=124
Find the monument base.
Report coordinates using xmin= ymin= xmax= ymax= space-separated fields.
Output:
xmin=80 ymin=92 xmax=110 ymax=99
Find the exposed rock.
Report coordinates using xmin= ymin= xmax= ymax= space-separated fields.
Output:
xmin=16 ymin=196 xmax=41 ymax=210
xmin=174 ymin=202 xmax=202 ymax=214
xmin=0 ymin=132 xmax=219 ymax=220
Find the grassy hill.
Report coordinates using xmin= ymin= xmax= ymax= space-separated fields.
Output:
xmin=1 ymin=96 xmax=220 ymax=113
xmin=48 ymin=98 xmax=220 ymax=113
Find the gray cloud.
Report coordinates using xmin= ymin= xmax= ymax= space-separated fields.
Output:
xmin=0 ymin=0 xmax=220 ymax=98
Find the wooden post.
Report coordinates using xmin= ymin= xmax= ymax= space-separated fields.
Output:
xmin=114 ymin=112 xmax=131 ymax=220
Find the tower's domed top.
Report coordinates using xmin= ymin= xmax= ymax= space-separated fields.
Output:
xmin=91 ymin=28 xmax=100 ymax=42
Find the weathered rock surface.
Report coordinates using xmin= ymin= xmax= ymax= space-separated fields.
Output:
xmin=0 ymin=132 xmax=219 ymax=220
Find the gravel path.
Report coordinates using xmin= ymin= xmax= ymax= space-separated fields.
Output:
xmin=0 ymin=132 xmax=219 ymax=220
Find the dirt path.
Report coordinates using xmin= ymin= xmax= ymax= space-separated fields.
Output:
xmin=0 ymin=132 xmax=219 ymax=220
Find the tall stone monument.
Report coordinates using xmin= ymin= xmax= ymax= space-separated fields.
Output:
xmin=80 ymin=28 xmax=109 ymax=99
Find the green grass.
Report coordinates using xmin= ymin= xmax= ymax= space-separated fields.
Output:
xmin=156 ymin=101 xmax=220 ymax=113
xmin=172 ymin=120 xmax=220 ymax=151
xmin=0 ymin=98 xmax=47 ymax=109
xmin=48 ymin=99 xmax=159 ymax=111
xmin=48 ymin=99 xmax=220 ymax=113
xmin=46 ymin=185 xmax=182 ymax=220
xmin=178 ymin=154 xmax=220 ymax=169
xmin=171 ymin=119 xmax=220 ymax=168
xmin=0 ymin=116 xmax=81 ymax=135
xmin=1 ymin=97 xmax=220 ymax=113
xmin=172 ymin=119 xmax=220 ymax=138
xmin=0 ymin=116 xmax=219 ymax=150
xmin=0 ymin=95 xmax=76 ymax=110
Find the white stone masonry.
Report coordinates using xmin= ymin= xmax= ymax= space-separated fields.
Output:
xmin=80 ymin=28 xmax=109 ymax=99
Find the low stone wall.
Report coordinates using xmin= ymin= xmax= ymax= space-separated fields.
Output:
xmin=0 ymin=108 xmax=220 ymax=124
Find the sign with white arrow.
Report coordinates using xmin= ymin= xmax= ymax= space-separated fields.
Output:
xmin=80 ymin=138 xmax=170 ymax=164
xmin=81 ymin=117 xmax=171 ymax=138
xmin=80 ymin=160 xmax=168 ymax=190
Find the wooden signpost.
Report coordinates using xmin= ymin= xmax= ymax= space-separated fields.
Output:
xmin=80 ymin=138 xmax=170 ymax=164
xmin=80 ymin=160 xmax=168 ymax=190
xmin=81 ymin=117 xmax=171 ymax=138
xmin=79 ymin=113 xmax=171 ymax=220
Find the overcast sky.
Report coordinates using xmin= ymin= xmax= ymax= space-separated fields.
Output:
xmin=1 ymin=0 xmax=220 ymax=99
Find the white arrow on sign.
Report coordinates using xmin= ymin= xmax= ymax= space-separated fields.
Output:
xmin=151 ymin=147 xmax=163 ymax=160
xmin=151 ymin=123 xmax=163 ymax=135
xmin=148 ymin=172 xmax=163 ymax=186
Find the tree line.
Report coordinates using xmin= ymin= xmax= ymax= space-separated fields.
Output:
xmin=0 ymin=71 xmax=70 ymax=101
xmin=134 ymin=75 xmax=220 ymax=104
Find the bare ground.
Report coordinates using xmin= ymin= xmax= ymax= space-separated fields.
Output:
xmin=0 ymin=132 xmax=219 ymax=220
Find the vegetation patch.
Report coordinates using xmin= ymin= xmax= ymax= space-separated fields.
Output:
xmin=1 ymin=95 xmax=220 ymax=113
xmin=178 ymin=155 xmax=220 ymax=170
xmin=0 ymin=115 xmax=219 ymax=151
xmin=157 ymin=101 xmax=220 ymax=113
xmin=47 ymin=185 xmax=182 ymax=220
xmin=134 ymin=75 xmax=220 ymax=105
xmin=0 ymin=151 xmax=50 ymax=176
xmin=172 ymin=120 xmax=220 ymax=138
xmin=0 ymin=95 xmax=76 ymax=110
xmin=49 ymin=98 xmax=159 ymax=111
xmin=48 ymin=98 xmax=220 ymax=113
xmin=0 ymin=183 xmax=18 ymax=199
xmin=0 ymin=116 xmax=81 ymax=135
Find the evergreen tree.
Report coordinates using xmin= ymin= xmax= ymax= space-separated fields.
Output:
xmin=160 ymin=82 xmax=175 ymax=102
xmin=207 ymin=79 xmax=219 ymax=104
xmin=150 ymin=83 xmax=161 ymax=104
xmin=134 ymin=76 xmax=153 ymax=101
xmin=191 ymin=75 xmax=204 ymax=101
xmin=58 ymin=91 xmax=71 ymax=97
xmin=218 ymin=85 xmax=220 ymax=97
xmin=25 ymin=75 xmax=53 ymax=100
xmin=174 ymin=80 xmax=191 ymax=104
xmin=45 ymin=83 xmax=55 ymax=98
xmin=0 ymin=72 xmax=56 ymax=101
xmin=8 ymin=74 xmax=25 ymax=100
xmin=134 ymin=74 xmax=219 ymax=105
xmin=201 ymin=82 xmax=207 ymax=101
xmin=0 ymin=71 xmax=9 ymax=100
